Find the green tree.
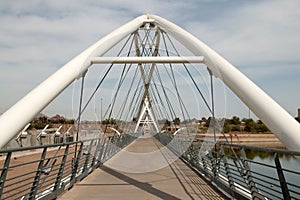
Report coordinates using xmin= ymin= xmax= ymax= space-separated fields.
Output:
xmin=242 ymin=118 xmax=256 ymax=132
xmin=205 ymin=117 xmax=211 ymax=127
xmin=164 ymin=120 xmax=171 ymax=126
xmin=66 ymin=119 xmax=75 ymax=124
xmin=31 ymin=116 xmax=49 ymax=129
xmin=173 ymin=117 xmax=180 ymax=125
xmin=223 ymin=124 xmax=232 ymax=133
xmin=230 ymin=116 xmax=240 ymax=125
xmin=102 ymin=118 xmax=117 ymax=125
xmin=256 ymin=120 xmax=269 ymax=132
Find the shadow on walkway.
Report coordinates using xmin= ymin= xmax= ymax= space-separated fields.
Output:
xmin=59 ymin=137 xmax=228 ymax=200
xmin=100 ymin=165 xmax=181 ymax=200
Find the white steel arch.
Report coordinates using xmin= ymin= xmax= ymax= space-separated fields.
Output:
xmin=0 ymin=14 xmax=300 ymax=151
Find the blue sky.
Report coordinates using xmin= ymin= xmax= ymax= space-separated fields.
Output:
xmin=0 ymin=0 xmax=299 ymax=120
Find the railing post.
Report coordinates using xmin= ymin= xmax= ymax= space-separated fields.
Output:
xmin=180 ymin=136 xmax=185 ymax=155
xmin=113 ymin=136 xmax=119 ymax=154
xmin=91 ymin=138 xmax=102 ymax=169
xmin=117 ymin=135 xmax=123 ymax=149
xmin=0 ymin=152 xmax=12 ymax=199
xmin=115 ymin=136 xmax=120 ymax=153
xmin=116 ymin=135 xmax=122 ymax=150
xmin=274 ymin=153 xmax=291 ymax=200
xmin=240 ymin=148 xmax=264 ymax=199
xmin=125 ymin=134 xmax=131 ymax=146
xmin=220 ymin=145 xmax=235 ymax=191
xmin=172 ymin=136 xmax=178 ymax=154
xmin=99 ymin=137 xmax=107 ymax=163
xmin=183 ymin=138 xmax=189 ymax=160
xmin=112 ymin=136 xmax=118 ymax=155
xmin=105 ymin=137 xmax=113 ymax=160
xmin=178 ymin=141 xmax=183 ymax=158
xmin=69 ymin=142 xmax=83 ymax=188
xmin=108 ymin=136 xmax=116 ymax=158
xmin=121 ymin=135 xmax=126 ymax=147
xmin=28 ymin=147 xmax=47 ymax=200
xmin=198 ymin=141 xmax=208 ymax=171
xmin=82 ymin=140 xmax=93 ymax=175
xmin=189 ymin=143 xmax=199 ymax=167
xmin=210 ymin=150 xmax=218 ymax=179
xmin=102 ymin=137 xmax=110 ymax=162
xmin=53 ymin=144 xmax=69 ymax=192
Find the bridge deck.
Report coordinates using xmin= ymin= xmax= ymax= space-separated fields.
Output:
xmin=59 ymin=137 xmax=228 ymax=200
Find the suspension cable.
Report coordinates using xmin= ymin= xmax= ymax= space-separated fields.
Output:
xmin=76 ymin=33 xmax=134 ymax=118
xmin=116 ymin=65 xmax=139 ymax=120
xmin=162 ymin=33 xmax=190 ymax=122
xmin=151 ymin=77 xmax=172 ymax=120
xmin=107 ymin=63 xmax=130 ymax=120
xmin=125 ymin=77 xmax=143 ymax=120
xmin=148 ymin=83 xmax=164 ymax=120
xmin=163 ymin=32 xmax=213 ymax=115
xmin=154 ymin=66 xmax=176 ymax=119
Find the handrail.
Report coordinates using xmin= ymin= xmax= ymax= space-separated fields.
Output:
xmin=155 ymin=132 xmax=300 ymax=200
xmin=216 ymin=141 xmax=300 ymax=156
xmin=0 ymin=134 xmax=135 ymax=200
xmin=0 ymin=138 xmax=98 ymax=154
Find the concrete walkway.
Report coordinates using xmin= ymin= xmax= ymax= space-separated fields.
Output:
xmin=59 ymin=137 xmax=228 ymax=200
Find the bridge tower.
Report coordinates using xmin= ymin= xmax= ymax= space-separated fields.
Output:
xmin=132 ymin=22 xmax=160 ymax=134
xmin=134 ymin=97 xmax=159 ymax=134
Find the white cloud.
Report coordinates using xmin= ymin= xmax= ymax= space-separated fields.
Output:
xmin=186 ymin=0 xmax=300 ymax=67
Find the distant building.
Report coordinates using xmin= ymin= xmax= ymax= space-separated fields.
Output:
xmin=240 ymin=121 xmax=246 ymax=131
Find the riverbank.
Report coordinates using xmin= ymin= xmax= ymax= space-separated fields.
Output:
xmin=196 ymin=132 xmax=285 ymax=149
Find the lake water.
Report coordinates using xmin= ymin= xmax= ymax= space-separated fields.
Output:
xmin=238 ymin=149 xmax=300 ymax=199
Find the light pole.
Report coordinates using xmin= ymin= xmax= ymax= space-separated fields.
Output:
xmin=249 ymin=107 xmax=251 ymax=119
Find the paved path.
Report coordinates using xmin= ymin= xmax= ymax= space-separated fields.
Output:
xmin=59 ymin=137 xmax=228 ymax=200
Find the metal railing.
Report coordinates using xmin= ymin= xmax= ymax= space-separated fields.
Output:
xmin=156 ymin=133 xmax=300 ymax=200
xmin=0 ymin=134 xmax=135 ymax=200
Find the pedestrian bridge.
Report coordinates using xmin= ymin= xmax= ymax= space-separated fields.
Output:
xmin=1 ymin=14 xmax=300 ymax=199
